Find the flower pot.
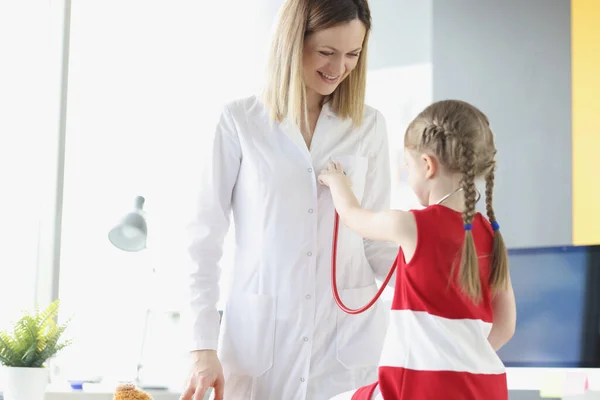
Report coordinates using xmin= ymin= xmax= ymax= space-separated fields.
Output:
xmin=2 ymin=366 xmax=49 ymax=400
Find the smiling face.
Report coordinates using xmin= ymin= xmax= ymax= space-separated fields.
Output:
xmin=302 ymin=19 xmax=366 ymax=98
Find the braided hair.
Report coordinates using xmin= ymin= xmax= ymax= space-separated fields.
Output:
xmin=404 ymin=100 xmax=508 ymax=303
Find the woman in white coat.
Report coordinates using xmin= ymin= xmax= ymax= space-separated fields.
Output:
xmin=180 ymin=0 xmax=397 ymax=399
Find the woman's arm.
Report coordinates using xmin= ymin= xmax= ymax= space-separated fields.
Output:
xmin=186 ymin=104 xmax=241 ymax=352
xmin=488 ymin=273 xmax=517 ymax=351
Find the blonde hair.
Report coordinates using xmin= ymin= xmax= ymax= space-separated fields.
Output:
xmin=405 ymin=100 xmax=509 ymax=304
xmin=263 ymin=0 xmax=372 ymax=127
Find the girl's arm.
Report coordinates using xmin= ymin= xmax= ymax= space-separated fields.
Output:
xmin=488 ymin=273 xmax=517 ymax=351
xmin=318 ymin=161 xmax=415 ymax=246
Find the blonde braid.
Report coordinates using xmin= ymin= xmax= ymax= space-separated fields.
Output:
xmin=485 ymin=162 xmax=509 ymax=293
xmin=485 ymin=162 xmax=496 ymax=223
xmin=458 ymin=134 xmax=482 ymax=303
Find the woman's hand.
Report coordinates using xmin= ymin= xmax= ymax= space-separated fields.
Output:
xmin=180 ymin=350 xmax=225 ymax=400
xmin=318 ymin=160 xmax=352 ymax=188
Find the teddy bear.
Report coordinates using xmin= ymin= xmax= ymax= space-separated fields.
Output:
xmin=113 ymin=383 xmax=153 ymax=400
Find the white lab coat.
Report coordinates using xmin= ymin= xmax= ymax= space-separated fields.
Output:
xmin=186 ymin=95 xmax=397 ymax=400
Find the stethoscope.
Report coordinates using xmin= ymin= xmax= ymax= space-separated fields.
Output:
xmin=331 ymin=186 xmax=481 ymax=314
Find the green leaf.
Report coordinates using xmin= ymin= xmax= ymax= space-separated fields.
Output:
xmin=0 ymin=299 xmax=72 ymax=368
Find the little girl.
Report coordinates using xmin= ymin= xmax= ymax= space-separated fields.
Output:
xmin=320 ymin=100 xmax=516 ymax=400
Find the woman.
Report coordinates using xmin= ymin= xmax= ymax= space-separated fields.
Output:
xmin=180 ymin=1 xmax=397 ymax=399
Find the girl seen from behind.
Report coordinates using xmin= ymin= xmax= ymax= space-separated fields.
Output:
xmin=321 ymin=100 xmax=516 ymax=400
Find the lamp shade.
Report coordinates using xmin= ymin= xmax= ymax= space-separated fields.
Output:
xmin=108 ymin=196 xmax=147 ymax=252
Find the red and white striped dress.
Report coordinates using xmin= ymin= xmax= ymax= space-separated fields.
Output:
xmin=351 ymin=205 xmax=508 ymax=400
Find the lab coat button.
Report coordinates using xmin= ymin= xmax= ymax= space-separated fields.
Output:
xmin=303 ymin=337 xmax=309 ymax=342
xmin=300 ymin=378 xmax=305 ymax=382
xmin=308 ymin=209 xmax=314 ymax=213
xmin=305 ymin=294 xmax=311 ymax=299
xmin=307 ymin=252 xmax=312 ymax=256
xmin=308 ymin=168 xmax=313 ymax=173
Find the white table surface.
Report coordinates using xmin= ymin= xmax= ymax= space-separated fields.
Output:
xmin=36 ymin=368 xmax=600 ymax=400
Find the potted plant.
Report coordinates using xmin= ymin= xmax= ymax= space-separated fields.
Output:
xmin=0 ymin=299 xmax=71 ymax=400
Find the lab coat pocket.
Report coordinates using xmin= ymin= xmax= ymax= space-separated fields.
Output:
xmin=335 ymin=283 xmax=388 ymax=369
xmin=219 ymin=292 xmax=277 ymax=377
xmin=333 ymin=155 xmax=368 ymax=203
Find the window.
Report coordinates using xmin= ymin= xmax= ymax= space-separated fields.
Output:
xmin=0 ymin=2 xmax=52 ymax=329
xmin=55 ymin=0 xmax=269 ymax=388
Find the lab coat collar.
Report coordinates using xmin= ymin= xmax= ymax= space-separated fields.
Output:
xmin=279 ymin=100 xmax=337 ymax=126
xmin=278 ymin=101 xmax=336 ymax=161
xmin=279 ymin=100 xmax=337 ymax=129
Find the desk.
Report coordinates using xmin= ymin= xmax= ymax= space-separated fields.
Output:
xmin=44 ymin=388 xmax=212 ymax=400
xmin=507 ymin=368 xmax=600 ymax=400
xmin=45 ymin=393 xmax=181 ymax=400
xmin=40 ymin=369 xmax=600 ymax=400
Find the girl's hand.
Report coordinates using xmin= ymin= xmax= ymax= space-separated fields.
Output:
xmin=318 ymin=160 xmax=352 ymax=187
